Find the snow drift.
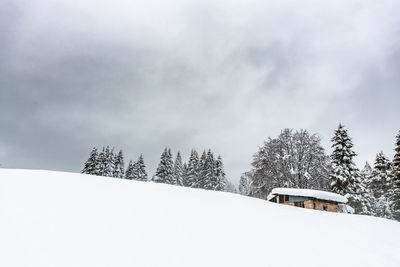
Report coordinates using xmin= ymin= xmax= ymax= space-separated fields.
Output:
xmin=1 ymin=169 xmax=399 ymax=267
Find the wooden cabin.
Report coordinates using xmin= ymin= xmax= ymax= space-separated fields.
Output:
xmin=267 ymin=188 xmax=349 ymax=213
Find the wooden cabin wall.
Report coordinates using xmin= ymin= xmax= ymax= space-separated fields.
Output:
xmin=316 ymin=201 xmax=339 ymax=212
xmin=284 ymin=202 xmax=295 ymax=206
xmin=272 ymin=194 xmax=341 ymax=212
xmin=304 ymin=200 xmax=314 ymax=209
xmin=303 ymin=199 xmax=339 ymax=212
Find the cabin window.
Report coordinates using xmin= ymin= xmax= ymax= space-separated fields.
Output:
xmin=323 ymin=205 xmax=328 ymax=211
xmin=284 ymin=195 xmax=289 ymax=202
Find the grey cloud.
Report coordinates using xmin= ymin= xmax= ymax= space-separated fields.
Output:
xmin=1 ymin=0 xmax=400 ymax=184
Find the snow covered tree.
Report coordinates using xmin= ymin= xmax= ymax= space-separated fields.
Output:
xmin=173 ymin=151 xmax=184 ymax=186
xmin=181 ymin=150 xmax=227 ymax=191
xmin=102 ymin=146 xmax=115 ymax=177
xmin=360 ymin=161 xmax=372 ymax=191
xmin=367 ymin=151 xmax=392 ymax=218
xmin=95 ymin=146 xmax=116 ymax=177
xmin=197 ymin=150 xmax=208 ymax=188
xmin=182 ymin=162 xmax=188 ymax=185
xmin=97 ymin=147 xmax=105 ymax=175
xmin=167 ymin=149 xmax=175 ymax=183
xmin=152 ymin=148 xmax=175 ymax=184
xmin=81 ymin=147 xmax=99 ymax=175
xmin=330 ymin=124 xmax=369 ymax=214
xmin=215 ymin=155 xmax=227 ymax=191
xmin=360 ymin=161 xmax=373 ymax=189
xmin=97 ymin=147 xmax=115 ymax=177
xmin=239 ymin=172 xmax=252 ymax=196
xmin=330 ymin=124 xmax=358 ymax=195
xmin=183 ymin=150 xmax=199 ymax=187
xmin=125 ymin=160 xmax=134 ymax=180
xmin=132 ymin=154 xmax=148 ymax=181
xmin=390 ymin=130 xmax=400 ymax=221
xmin=113 ymin=150 xmax=125 ymax=178
xmin=125 ymin=160 xmax=135 ymax=180
xmin=360 ymin=161 xmax=377 ymax=214
xmin=364 ymin=161 xmax=373 ymax=173
xmin=201 ymin=150 xmax=216 ymax=190
xmin=225 ymin=181 xmax=237 ymax=193
xmin=247 ymin=129 xmax=330 ymax=200
xmin=369 ymin=152 xmax=392 ymax=198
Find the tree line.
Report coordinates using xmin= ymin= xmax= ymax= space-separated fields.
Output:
xmin=81 ymin=125 xmax=400 ymax=221
xmin=239 ymin=124 xmax=400 ymax=221
xmin=82 ymin=147 xmax=232 ymax=192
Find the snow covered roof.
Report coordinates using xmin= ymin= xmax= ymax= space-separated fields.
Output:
xmin=267 ymin=188 xmax=347 ymax=203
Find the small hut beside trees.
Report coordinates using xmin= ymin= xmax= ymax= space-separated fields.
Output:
xmin=267 ymin=188 xmax=350 ymax=213
xmin=242 ymin=125 xmax=400 ymax=221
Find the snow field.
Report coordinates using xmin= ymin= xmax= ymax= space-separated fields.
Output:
xmin=1 ymin=169 xmax=400 ymax=267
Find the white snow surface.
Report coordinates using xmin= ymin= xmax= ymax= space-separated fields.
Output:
xmin=1 ymin=169 xmax=400 ymax=267
xmin=268 ymin=187 xmax=348 ymax=203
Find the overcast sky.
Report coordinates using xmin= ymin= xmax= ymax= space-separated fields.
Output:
xmin=1 ymin=0 xmax=400 ymax=185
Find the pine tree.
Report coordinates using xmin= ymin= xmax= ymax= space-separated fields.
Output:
xmin=113 ymin=150 xmax=125 ymax=178
xmin=390 ymin=130 xmax=400 ymax=221
xmin=225 ymin=181 xmax=237 ymax=193
xmin=132 ymin=154 xmax=148 ymax=181
xmin=239 ymin=172 xmax=252 ymax=196
xmin=184 ymin=150 xmax=199 ymax=187
xmin=167 ymin=149 xmax=175 ymax=184
xmin=215 ymin=155 xmax=227 ymax=191
xmin=125 ymin=160 xmax=135 ymax=180
xmin=102 ymin=146 xmax=115 ymax=177
xmin=330 ymin=124 xmax=357 ymax=194
xmin=369 ymin=152 xmax=392 ymax=198
xmin=202 ymin=150 xmax=215 ymax=190
xmin=182 ymin=163 xmax=188 ymax=185
xmin=82 ymin=147 xmax=99 ymax=175
xmin=173 ymin=151 xmax=184 ymax=186
xmin=152 ymin=148 xmax=175 ymax=184
xmin=329 ymin=124 xmax=369 ymax=214
xmin=197 ymin=150 xmax=207 ymax=188
xmin=367 ymin=151 xmax=392 ymax=218
xmin=97 ymin=147 xmax=106 ymax=176
xmin=362 ymin=161 xmax=373 ymax=175
xmin=360 ymin=161 xmax=373 ymax=185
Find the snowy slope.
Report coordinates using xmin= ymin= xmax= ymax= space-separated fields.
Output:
xmin=1 ymin=169 xmax=400 ymax=267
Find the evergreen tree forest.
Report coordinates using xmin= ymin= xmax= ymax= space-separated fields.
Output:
xmin=82 ymin=146 xmax=229 ymax=192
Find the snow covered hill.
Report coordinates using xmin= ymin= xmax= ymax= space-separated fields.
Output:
xmin=1 ymin=169 xmax=400 ymax=267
